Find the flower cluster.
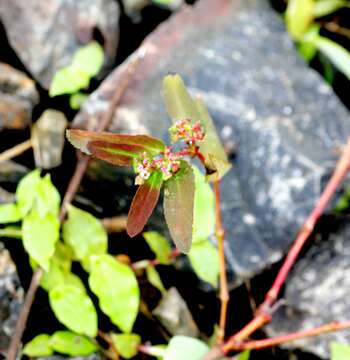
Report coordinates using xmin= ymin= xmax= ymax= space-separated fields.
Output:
xmin=169 ymin=119 xmax=205 ymax=145
xmin=134 ymin=147 xmax=181 ymax=185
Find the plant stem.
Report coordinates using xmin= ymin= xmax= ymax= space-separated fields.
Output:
xmin=214 ymin=179 xmax=229 ymax=343
xmin=202 ymin=138 xmax=350 ymax=360
xmin=132 ymin=248 xmax=181 ymax=270
xmin=0 ymin=139 xmax=32 ymax=163
xmin=234 ymin=320 xmax=350 ymax=351
xmin=6 ymin=53 xmax=140 ymax=360
xmin=139 ymin=344 xmax=166 ymax=357
xmin=0 ymin=228 xmax=22 ymax=238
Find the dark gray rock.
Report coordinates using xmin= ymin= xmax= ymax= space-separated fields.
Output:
xmin=266 ymin=222 xmax=350 ymax=358
xmin=73 ymin=0 xmax=350 ymax=283
xmin=0 ymin=243 xmax=23 ymax=356
xmin=0 ymin=62 xmax=39 ymax=130
xmin=0 ymin=0 xmax=120 ymax=88
xmin=0 ymin=187 xmax=15 ymax=204
xmin=0 ymin=161 xmax=29 ymax=183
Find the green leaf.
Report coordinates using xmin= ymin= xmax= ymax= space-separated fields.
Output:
xmin=237 ymin=350 xmax=251 ymax=360
xmin=146 ymin=265 xmax=166 ymax=294
xmin=89 ymin=254 xmax=140 ymax=333
xmin=0 ymin=203 xmax=21 ymax=223
xmin=164 ymin=161 xmax=195 ymax=253
xmin=63 ymin=206 xmax=107 ymax=267
xmin=16 ymin=169 xmax=41 ymax=217
xmin=143 ymin=231 xmax=172 ymax=265
xmin=35 ymin=174 xmax=61 ymax=217
xmin=188 ymin=240 xmax=219 ymax=287
xmin=286 ymin=0 xmax=314 ymax=40
xmin=111 ymin=333 xmax=141 ymax=359
xmin=164 ymin=336 xmax=210 ymax=360
xmin=50 ymin=331 xmax=98 ymax=356
xmin=22 ymin=210 xmax=59 ymax=271
xmin=67 ymin=129 xmax=165 ymax=166
xmin=22 ymin=334 xmax=53 ymax=357
xmin=127 ymin=171 xmax=163 ymax=237
xmin=49 ymin=284 xmax=98 ymax=337
xmin=298 ymin=40 xmax=317 ymax=62
xmin=192 ymin=166 xmax=215 ymax=242
xmin=49 ymin=65 xmax=90 ymax=97
xmin=72 ymin=41 xmax=104 ymax=78
xmin=195 ymin=99 xmax=232 ymax=181
xmin=331 ymin=342 xmax=350 ymax=360
xmin=163 ymin=74 xmax=231 ymax=182
xmin=70 ymin=92 xmax=89 ymax=110
xmin=0 ymin=226 xmax=22 ymax=238
xmin=314 ymin=0 xmax=348 ymax=17
xmin=313 ymin=36 xmax=350 ymax=80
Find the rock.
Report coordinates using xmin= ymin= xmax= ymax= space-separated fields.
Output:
xmin=0 ymin=0 xmax=120 ymax=88
xmin=266 ymin=222 xmax=350 ymax=358
xmin=0 ymin=161 xmax=29 ymax=183
xmin=0 ymin=62 xmax=39 ymax=130
xmin=153 ymin=287 xmax=199 ymax=337
xmin=31 ymin=109 xmax=68 ymax=169
xmin=73 ymin=0 xmax=350 ymax=283
xmin=0 ymin=243 xmax=23 ymax=356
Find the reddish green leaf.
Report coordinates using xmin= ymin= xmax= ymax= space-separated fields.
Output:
xmin=127 ymin=171 xmax=163 ymax=237
xmin=66 ymin=129 xmax=165 ymax=166
xmin=164 ymin=161 xmax=194 ymax=253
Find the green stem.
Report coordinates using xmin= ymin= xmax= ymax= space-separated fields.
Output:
xmin=0 ymin=227 xmax=22 ymax=239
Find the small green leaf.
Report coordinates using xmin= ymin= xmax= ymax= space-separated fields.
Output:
xmin=192 ymin=166 xmax=215 ymax=242
xmin=143 ymin=231 xmax=172 ymax=264
xmin=314 ymin=0 xmax=348 ymax=17
xmin=298 ymin=40 xmax=317 ymax=62
xmin=70 ymin=92 xmax=89 ymax=110
xmin=164 ymin=336 xmax=209 ymax=360
xmin=188 ymin=240 xmax=219 ymax=287
xmin=22 ymin=334 xmax=53 ymax=357
xmin=286 ymin=0 xmax=314 ymax=40
xmin=50 ymin=331 xmax=98 ymax=356
xmin=146 ymin=265 xmax=166 ymax=294
xmin=89 ymin=254 xmax=140 ymax=333
xmin=49 ymin=284 xmax=98 ymax=337
xmin=49 ymin=65 xmax=90 ymax=97
xmin=0 ymin=203 xmax=21 ymax=223
xmin=313 ymin=36 xmax=350 ymax=80
xmin=236 ymin=350 xmax=251 ymax=360
xmin=35 ymin=174 xmax=61 ymax=217
xmin=164 ymin=161 xmax=195 ymax=253
xmin=16 ymin=169 xmax=41 ymax=217
xmin=63 ymin=206 xmax=107 ymax=267
xmin=0 ymin=226 xmax=22 ymax=238
xmin=331 ymin=342 xmax=350 ymax=360
xmin=22 ymin=210 xmax=59 ymax=271
xmin=72 ymin=41 xmax=104 ymax=78
xmin=111 ymin=333 xmax=141 ymax=359
xmin=195 ymin=99 xmax=231 ymax=181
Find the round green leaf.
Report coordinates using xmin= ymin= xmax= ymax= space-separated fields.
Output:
xmin=0 ymin=203 xmax=21 ymax=223
xmin=111 ymin=333 xmax=141 ymax=359
xmin=143 ymin=231 xmax=172 ymax=264
xmin=188 ymin=240 xmax=219 ymax=287
xmin=50 ymin=331 xmax=98 ymax=356
xmin=72 ymin=41 xmax=104 ymax=77
xmin=331 ymin=342 xmax=350 ymax=360
xmin=22 ymin=211 xmax=59 ymax=271
xmin=89 ymin=254 xmax=140 ymax=333
xmin=63 ymin=206 xmax=107 ymax=267
xmin=49 ymin=284 xmax=98 ymax=337
xmin=164 ymin=336 xmax=209 ymax=360
xmin=22 ymin=334 xmax=53 ymax=357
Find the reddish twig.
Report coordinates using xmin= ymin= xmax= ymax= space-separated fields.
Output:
xmin=7 ymin=55 xmax=140 ymax=360
xmin=202 ymin=138 xmax=350 ymax=360
xmin=214 ymin=179 xmax=229 ymax=343
xmin=234 ymin=320 xmax=350 ymax=351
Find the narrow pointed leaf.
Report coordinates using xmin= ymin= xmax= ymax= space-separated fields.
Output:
xmin=127 ymin=171 xmax=163 ymax=237
xmin=67 ymin=129 xmax=165 ymax=166
xmin=164 ymin=161 xmax=194 ymax=253
xmin=162 ymin=75 xmax=231 ymax=181
xmin=195 ymin=99 xmax=231 ymax=181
